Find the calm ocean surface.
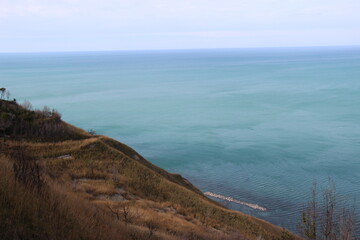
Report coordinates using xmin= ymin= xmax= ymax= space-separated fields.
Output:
xmin=1 ymin=47 xmax=360 ymax=232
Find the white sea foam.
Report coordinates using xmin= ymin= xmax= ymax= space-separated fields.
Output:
xmin=204 ymin=192 xmax=267 ymax=212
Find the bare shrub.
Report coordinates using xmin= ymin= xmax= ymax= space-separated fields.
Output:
xmin=21 ymin=100 xmax=33 ymax=110
xmin=88 ymin=129 xmax=97 ymax=135
xmin=8 ymin=145 xmax=44 ymax=191
xmin=145 ymin=219 xmax=159 ymax=240
xmin=51 ymin=108 xmax=62 ymax=120
xmin=0 ymin=156 xmax=129 ymax=240
xmin=299 ymin=180 xmax=356 ymax=240
xmin=106 ymin=201 xmax=139 ymax=224
xmin=0 ymin=88 xmax=5 ymax=99
xmin=41 ymin=106 xmax=51 ymax=117
xmin=5 ymin=90 xmax=10 ymax=100
xmin=300 ymin=182 xmax=317 ymax=240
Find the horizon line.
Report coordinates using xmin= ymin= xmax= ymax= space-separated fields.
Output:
xmin=1 ymin=44 xmax=360 ymax=54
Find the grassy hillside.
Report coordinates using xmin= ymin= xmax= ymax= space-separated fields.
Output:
xmin=0 ymin=99 xmax=298 ymax=240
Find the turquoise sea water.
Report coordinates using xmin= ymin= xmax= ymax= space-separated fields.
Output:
xmin=1 ymin=47 xmax=360 ymax=232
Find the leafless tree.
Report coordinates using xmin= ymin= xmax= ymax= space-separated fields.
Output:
xmin=21 ymin=100 xmax=33 ymax=110
xmin=5 ymin=90 xmax=10 ymax=100
xmin=300 ymin=182 xmax=318 ymax=240
xmin=106 ymin=203 xmax=121 ymax=221
xmin=299 ymin=180 xmax=356 ymax=240
xmin=41 ymin=106 xmax=51 ymax=117
xmin=106 ymin=201 xmax=139 ymax=224
xmin=322 ymin=181 xmax=337 ymax=240
xmin=338 ymin=206 xmax=356 ymax=240
xmin=0 ymin=88 xmax=5 ymax=99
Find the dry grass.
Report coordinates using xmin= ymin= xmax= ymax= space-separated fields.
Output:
xmin=0 ymin=136 xmax=298 ymax=240
xmin=0 ymin=98 xmax=299 ymax=240
xmin=0 ymin=152 xmax=199 ymax=240
xmin=0 ymin=155 xmax=128 ymax=240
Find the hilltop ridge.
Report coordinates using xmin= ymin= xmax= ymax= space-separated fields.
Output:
xmin=0 ymin=98 xmax=297 ymax=240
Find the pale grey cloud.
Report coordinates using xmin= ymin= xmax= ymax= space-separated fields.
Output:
xmin=0 ymin=0 xmax=359 ymax=51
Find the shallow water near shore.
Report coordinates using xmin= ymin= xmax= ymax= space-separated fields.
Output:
xmin=1 ymin=46 xmax=360 ymax=233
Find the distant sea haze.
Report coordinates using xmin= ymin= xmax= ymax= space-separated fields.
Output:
xmin=2 ymin=46 xmax=360 ymax=233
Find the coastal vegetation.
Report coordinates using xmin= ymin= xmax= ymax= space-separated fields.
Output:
xmin=299 ymin=181 xmax=356 ymax=240
xmin=0 ymin=98 xmax=85 ymax=141
xmin=0 ymin=96 xmax=295 ymax=240
xmin=1 ymin=93 xmax=357 ymax=239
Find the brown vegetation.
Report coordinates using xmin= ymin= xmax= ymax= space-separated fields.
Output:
xmin=0 ymin=99 xmax=89 ymax=140
xmin=0 ymin=98 xmax=298 ymax=240
xmin=299 ymin=181 xmax=356 ymax=240
xmin=0 ymin=153 xmax=128 ymax=240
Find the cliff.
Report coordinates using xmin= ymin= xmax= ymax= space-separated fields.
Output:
xmin=0 ymin=99 xmax=298 ymax=240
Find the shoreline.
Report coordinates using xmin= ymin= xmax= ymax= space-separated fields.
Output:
xmin=204 ymin=192 xmax=268 ymax=212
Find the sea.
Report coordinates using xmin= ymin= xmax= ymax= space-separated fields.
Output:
xmin=1 ymin=46 xmax=360 ymax=233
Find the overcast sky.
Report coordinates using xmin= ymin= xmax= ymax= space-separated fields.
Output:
xmin=0 ymin=0 xmax=360 ymax=52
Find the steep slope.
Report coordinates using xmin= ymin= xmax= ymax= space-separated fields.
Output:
xmin=0 ymin=99 xmax=298 ymax=240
